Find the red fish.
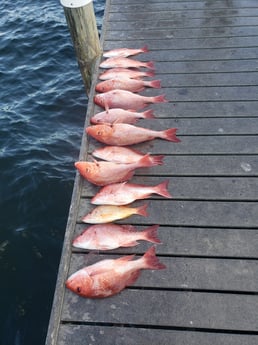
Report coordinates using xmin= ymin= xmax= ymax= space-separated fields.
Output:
xmin=73 ymin=224 xmax=161 ymax=250
xmin=99 ymin=68 xmax=154 ymax=80
xmin=91 ymin=180 xmax=172 ymax=205
xmin=100 ymin=57 xmax=155 ymax=69
xmin=81 ymin=203 xmax=148 ymax=224
xmin=90 ymin=108 xmax=155 ymax=125
xmin=75 ymin=154 xmax=160 ymax=186
xmin=95 ymin=78 xmax=161 ymax=93
xmin=92 ymin=146 xmax=164 ymax=165
xmin=86 ymin=123 xmax=180 ymax=146
xmin=65 ymin=246 xmax=166 ymax=298
xmin=94 ymin=90 xmax=168 ymax=111
xmin=103 ymin=45 xmax=149 ymax=58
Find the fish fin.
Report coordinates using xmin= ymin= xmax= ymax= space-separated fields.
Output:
xmin=155 ymin=180 xmax=172 ymax=198
xmin=143 ymin=225 xmax=161 ymax=244
xmin=153 ymin=94 xmax=168 ymax=103
xmin=122 ymin=240 xmax=139 ymax=247
xmin=146 ymin=61 xmax=155 ymax=70
xmin=136 ymin=203 xmax=148 ymax=217
xmin=143 ymin=109 xmax=156 ymax=119
xmin=143 ymin=246 xmax=166 ymax=270
xmin=150 ymin=154 xmax=164 ymax=166
xmin=146 ymin=71 xmax=155 ymax=78
xmin=116 ymin=254 xmax=135 ymax=263
xmin=125 ymin=270 xmax=141 ymax=286
xmin=104 ymin=99 xmax=109 ymax=112
xmin=141 ymin=45 xmax=149 ymax=53
xmin=149 ymin=80 xmax=161 ymax=89
xmin=162 ymin=128 xmax=181 ymax=142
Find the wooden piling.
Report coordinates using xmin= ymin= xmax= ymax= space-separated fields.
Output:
xmin=61 ymin=0 xmax=102 ymax=94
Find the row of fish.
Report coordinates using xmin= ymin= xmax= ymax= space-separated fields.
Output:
xmin=66 ymin=45 xmax=180 ymax=298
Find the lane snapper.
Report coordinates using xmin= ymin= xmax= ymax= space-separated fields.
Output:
xmin=73 ymin=224 xmax=161 ymax=250
xmin=94 ymin=89 xmax=168 ymax=111
xmin=100 ymin=57 xmax=155 ymax=69
xmin=66 ymin=246 xmax=166 ymax=298
xmin=95 ymin=78 xmax=161 ymax=93
xmin=91 ymin=180 xmax=172 ymax=205
xmin=90 ymin=108 xmax=155 ymax=125
xmin=86 ymin=123 xmax=180 ymax=146
xmin=99 ymin=68 xmax=154 ymax=80
xmin=81 ymin=203 xmax=148 ymax=224
xmin=103 ymin=45 xmax=149 ymax=58
xmin=92 ymin=146 xmax=164 ymax=165
xmin=75 ymin=154 xmax=161 ymax=186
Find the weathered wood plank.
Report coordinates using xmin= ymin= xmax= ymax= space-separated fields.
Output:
xmin=81 ymin=177 xmax=258 ymax=201
xmin=73 ymin=224 xmax=258 ymax=258
xmin=68 ymin=253 xmax=258 ymax=292
xmin=88 ymin=136 xmax=258 ymax=154
xmin=77 ymin=199 xmax=258 ymax=228
xmin=62 ymin=289 xmax=258 ymax=332
xmin=58 ymin=324 xmax=258 ymax=345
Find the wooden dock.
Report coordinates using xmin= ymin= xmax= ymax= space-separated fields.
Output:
xmin=46 ymin=0 xmax=258 ymax=344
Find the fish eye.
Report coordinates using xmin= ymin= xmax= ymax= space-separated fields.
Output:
xmin=97 ymin=131 xmax=102 ymax=136
xmin=77 ymin=286 xmax=81 ymax=293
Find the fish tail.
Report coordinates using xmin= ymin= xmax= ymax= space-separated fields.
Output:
xmin=155 ymin=179 xmax=172 ymax=198
xmin=141 ymin=45 xmax=149 ymax=53
xmin=149 ymin=80 xmax=161 ymax=89
xmin=143 ymin=246 xmax=166 ymax=270
xmin=153 ymin=94 xmax=168 ymax=103
xmin=138 ymin=154 xmax=160 ymax=167
xmin=162 ymin=128 xmax=181 ymax=142
xmin=142 ymin=109 xmax=156 ymax=119
xmin=143 ymin=225 xmax=161 ymax=244
xmin=150 ymin=154 xmax=164 ymax=166
xmin=145 ymin=61 xmax=155 ymax=70
xmin=145 ymin=71 xmax=155 ymax=78
xmin=136 ymin=203 xmax=148 ymax=217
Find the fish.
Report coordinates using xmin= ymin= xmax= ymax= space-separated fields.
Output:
xmin=92 ymin=146 xmax=164 ymax=165
xmin=100 ymin=57 xmax=155 ymax=69
xmin=73 ymin=224 xmax=161 ymax=250
xmin=81 ymin=203 xmax=148 ymax=224
xmin=103 ymin=45 xmax=149 ymax=58
xmin=86 ymin=123 xmax=181 ymax=146
xmin=91 ymin=180 xmax=172 ymax=205
xmin=90 ymin=108 xmax=155 ymax=125
xmin=95 ymin=78 xmax=161 ymax=93
xmin=65 ymin=246 xmax=166 ymax=298
xmin=94 ymin=90 xmax=168 ymax=111
xmin=99 ymin=68 xmax=155 ymax=80
xmin=74 ymin=154 xmax=160 ymax=186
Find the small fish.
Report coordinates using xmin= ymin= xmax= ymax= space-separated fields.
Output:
xmin=75 ymin=154 xmax=160 ymax=186
xmin=92 ymin=146 xmax=164 ymax=165
xmin=73 ymin=224 xmax=161 ymax=250
xmin=94 ymin=90 xmax=168 ymax=111
xmin=95 ymin=78 xmax=161 ymax=93
xmin=99 ymin=68 xmax=154 ymax=80
xmin=103 ymin=45 xmax=149 ymax=58
xmin=91 ymin=180 xmax=172 ymax=205
xmin=86 ymin=123 xmax=180 ymax=146
xmin=100 ymin=57 xmax=155 ymax=70
xmin=81 ymin=203 xmax=148 ymax=224
xmin=65 ymin=246 xmax=166 ymax=298
xmin=90 ymin=108 xmax=155 ymax=125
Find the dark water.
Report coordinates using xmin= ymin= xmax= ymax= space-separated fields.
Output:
xmin=0 ymin=1 xmax=105 ymax=344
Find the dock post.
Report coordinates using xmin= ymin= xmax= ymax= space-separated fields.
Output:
xmin=60 ymin=0 xmax=102 ymax=94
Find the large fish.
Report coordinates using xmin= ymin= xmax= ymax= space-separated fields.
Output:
xmin=95 ymin=78 xmax=161 ymax=93
xmin=86 ymin=123 xmax=180 ymax=146
xmin=81 ymin=203 xmax=148 ymax=224
xmin=90 ymin=108 xmax=155 ymax=125
xmin=100 ymin=56 xmax=155 ymax=69
xmin=91 ymin=180 xmax=172 ymax=205
xmin=73 ymin=224 xmax=161 ymax=250
xmin=99 ymin=68 xmax=154 ymax=80
xmin=75 ymin=154 xmax=160 ymax=186
xmin=94 ymin=89 xmax=167 ymax=110
xmin=65 ymin=246 xmax=166 ymax=298
xmin=103 ymin=45 xmax=149 ymax=58
xmin=92 ymin=146 xmax=164 ymax=165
